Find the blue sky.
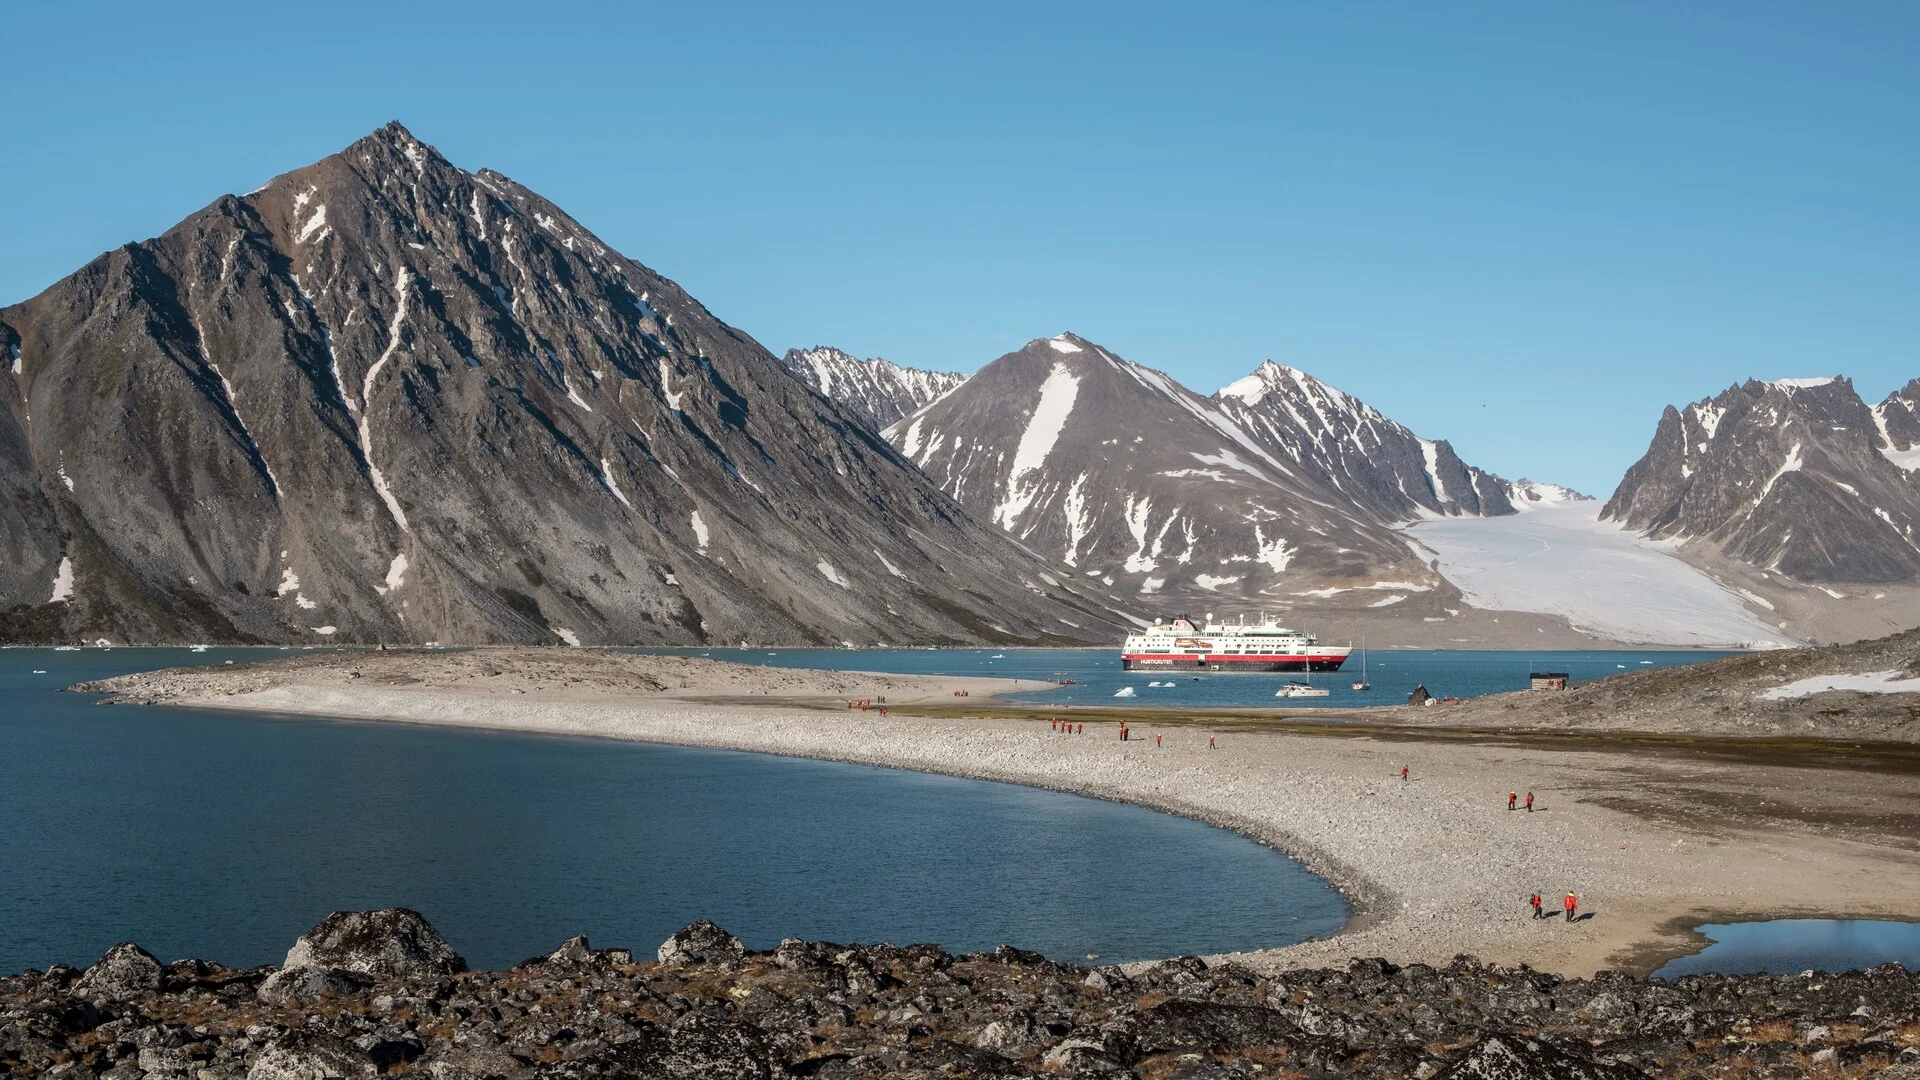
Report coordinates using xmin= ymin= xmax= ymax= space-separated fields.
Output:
xmin=4 ymin=2 xmax=1913 ymax=496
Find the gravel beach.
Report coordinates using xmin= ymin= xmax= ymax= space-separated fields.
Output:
xmin=78 ymin=650 xmax=1920 ymax=979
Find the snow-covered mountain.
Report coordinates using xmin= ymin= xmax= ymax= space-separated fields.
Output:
xmin=779 ymin=346 xmax=966 ymax=430
xmin=884 ymin=334 xmax=1478 ymax=602
xmin=1212 ymin=360 xmax=1517 ymax=520
xmin=1506 ymin=479 xmax=1593 ymax=508
xmin=0 ymin=124 xmax=1129 ymax=646
xmin=1604 ymin=377 xmax=1920 ymax=584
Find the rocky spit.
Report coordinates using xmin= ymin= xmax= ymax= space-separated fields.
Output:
xmin=4 ymin=910 xmax=1917 ymax=1079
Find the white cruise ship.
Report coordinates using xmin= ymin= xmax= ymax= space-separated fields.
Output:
xmin=1121 ymin=616 xmax=1352 ymax=673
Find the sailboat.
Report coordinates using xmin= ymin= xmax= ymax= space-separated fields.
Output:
xmin=1275 ymin=669 xmax=1330 ymax=698
xmin=1351 ymin=643 xmax=1370 ymax=691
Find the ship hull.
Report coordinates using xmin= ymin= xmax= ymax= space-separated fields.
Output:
xmin=1122 ymin=653 xmax=1349 ymax=673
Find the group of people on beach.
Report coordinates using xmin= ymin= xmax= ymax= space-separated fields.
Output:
xmin=1529 ymin=892 xmax=1579 ymax=921
xmin=1507 ymin=790 xmax=1535 ymax=812
xmin=1050 ymin=718 xmax=1083 ymax=734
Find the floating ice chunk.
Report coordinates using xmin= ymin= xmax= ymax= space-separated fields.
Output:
xmin=1113 ymin=686 xmax=1136 ymax=697
xmin=49 ymin=557 xmax=73 ymax=603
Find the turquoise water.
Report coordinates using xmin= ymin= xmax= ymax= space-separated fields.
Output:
xmin=635 ymin=646 xmax=1736 ymax=708
xmin=0 ymin=648 xmax=1345 ymax=973
xmin=1656 ymin=920 xmax=1920 ymax=978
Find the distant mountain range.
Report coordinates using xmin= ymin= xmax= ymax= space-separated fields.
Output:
xmin=5 ymin=121 xmax=1916 ymax=647
xmin=874 ymin=334 xmax=1547 ymax=607
xmin=0 ymin=124 xmax=1129 ymax=646
xmin=779 ymin=347 xmax=965 ymax=430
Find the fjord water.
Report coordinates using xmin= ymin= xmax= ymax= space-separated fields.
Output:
xmin=638 ymin=647 xmax=1736 ymax=707
xmin=0 ymin=648 xmax=1345 ymax=974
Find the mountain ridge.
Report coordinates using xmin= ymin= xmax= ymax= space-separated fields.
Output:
xmin=0 ymin=122 xmax=1130 ymax=646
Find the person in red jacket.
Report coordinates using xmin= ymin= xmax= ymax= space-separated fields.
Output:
xmin=1525 ymin=791 xmax=1534 ymax=812
xmin=1508 ymin=791 xmax=1518 ymax=811
xmin=1564 ymin=893 xmax=1578 ymax=922
xmin=1529 ymin=894 xmax=1543 ymax=919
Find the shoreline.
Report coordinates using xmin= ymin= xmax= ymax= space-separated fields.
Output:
xmin=125 ymin=668 xmax=1920 ymax=978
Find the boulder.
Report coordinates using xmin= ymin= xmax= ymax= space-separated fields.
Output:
xmin=282 ymin=909 xmax=465 ymax=979
xmin=247 ymin=1032 xmax=378 ymax=1080
xmin=71 ymin=943 xmax=162 ymax=1001
xmin=656 ymin=921 xmax=745 ymax=965
xmin=257 ymin=964 xmax=371 ymax=1005
xmin=1435 ymin=1035 xmax=1649 ymax=1080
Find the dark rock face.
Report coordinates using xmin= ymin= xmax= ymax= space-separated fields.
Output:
xmin=887 ymin=335 xmax=1474 ymax=601
xmin=281 ymin=908 xmax=465 ymax=978
xmin=0 ymin=122 xmax=1126 ymax=646
xmin=1213 ymin=360 xmax=1517 ymax=521
xmin=6 ymin=916 xmax=1915 ymax=1079
xmin=69 ymin=943 xmax=161 ymax=1002
xmin=656 ymin=920 xmax=746 ymax=965
xmin=1603 ymin=377 xmax=1920 ymax=584
xmin=779 ymin=346 xmax=966 ymax=430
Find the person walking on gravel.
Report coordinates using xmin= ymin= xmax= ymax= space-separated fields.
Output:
xmin=1525 ymin=791 xmax=1534 ymax=813
xmin=1564 ymin=893 xmax=1578 ymax=922
xmin=1401 ymin=765 xmax=1409 ymax=782
xmin=1529 ymin=893 xmax=1543 ymax=919
xmin=1508 ymin=791 xmax=1518 ymax=811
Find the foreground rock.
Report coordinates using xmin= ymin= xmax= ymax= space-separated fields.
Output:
xmin=3 ymin=914 xmax=1917 ymax=1078
xmin=281 ymin=908 xmax=466 ymax=978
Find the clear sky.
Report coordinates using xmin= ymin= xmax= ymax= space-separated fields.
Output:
xmin=4 ymin=2 xmax=1914 ymax=497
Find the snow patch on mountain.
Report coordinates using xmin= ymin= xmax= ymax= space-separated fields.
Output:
xmin=1759 ymin=670 xmax=1920 ymax=700
xmin=993 ymin=362 xmax=1080 ymax=529
xmin=49 ymin=557 xmax=73 ymax=603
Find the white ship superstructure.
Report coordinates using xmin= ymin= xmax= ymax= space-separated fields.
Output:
xmin=1121 ymin=616 xmax=1351 ymax=673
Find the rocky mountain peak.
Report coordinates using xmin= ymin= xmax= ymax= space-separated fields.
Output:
xmin=886 ymin=333 xmax=1447 ymax=603
xmin=1604 ymin=375 xmax=1920 ymax=584
xmin=778 ymin=346 xmax=966 ymax=430
xmin=1210 ymin=360 xmax=1516 ymax=522
xmin=0 ymin=124 xmax=1129 ymax=645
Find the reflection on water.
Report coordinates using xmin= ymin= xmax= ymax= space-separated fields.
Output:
xmin=1655 ymin=920 xmax=1920 ymax=977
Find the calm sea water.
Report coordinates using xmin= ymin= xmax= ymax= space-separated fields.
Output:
xmin=0 ymin=648 xmax=1345 ymax=973
xmin=1655 ymin=920 xmax=1920 ymax=978
xmin=634 ymin=646 xmax=1736 ymax=708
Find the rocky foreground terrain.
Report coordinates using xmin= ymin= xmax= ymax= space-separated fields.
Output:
xmin=5 ymin=909 xmax=1917 ymax=1080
